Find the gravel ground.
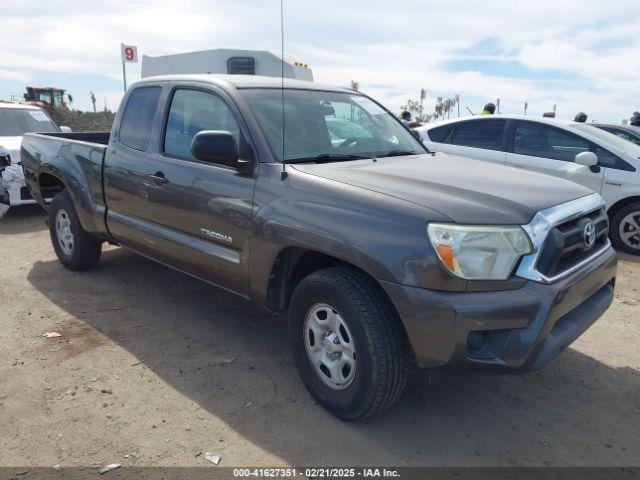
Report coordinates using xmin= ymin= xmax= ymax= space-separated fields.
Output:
xmin=0 ymin=205 xmax=639 ymax=468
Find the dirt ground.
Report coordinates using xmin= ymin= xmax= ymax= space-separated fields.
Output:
xmin=0 ymin=205 xmax=639 ymax=469
xmin=47 ymin=109 xmax=115 ymax=133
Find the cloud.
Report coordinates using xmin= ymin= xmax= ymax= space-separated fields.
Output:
xmin=1 ymin=0 xmax=638 ymax=121
xmin=0 ymin=69 xmax=29 ymax=81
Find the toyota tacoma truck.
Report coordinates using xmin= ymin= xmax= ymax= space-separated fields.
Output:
xmin=21 ymin=75 xmax=617 ymax=420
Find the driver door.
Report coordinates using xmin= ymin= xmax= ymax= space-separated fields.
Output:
xmin=105 ymin=86 xmax=256 ymax=296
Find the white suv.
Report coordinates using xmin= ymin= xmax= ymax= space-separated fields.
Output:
xmin=0 ymin=103 xmax=64 ymax=212
xmin=417 ymin=116 xmax=640 ymax=254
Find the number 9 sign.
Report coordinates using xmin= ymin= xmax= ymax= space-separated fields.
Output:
xmin=121 ymin=44 xmax=138 ymax=63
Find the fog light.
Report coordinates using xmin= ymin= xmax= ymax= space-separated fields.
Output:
xmin=467 ymin=332 xmax=489 ymax=356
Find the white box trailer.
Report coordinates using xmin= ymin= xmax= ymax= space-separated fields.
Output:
xmin=141 ymin=48 xmax=313 ymax=81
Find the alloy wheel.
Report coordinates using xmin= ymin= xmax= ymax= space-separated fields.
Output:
xmin=619 ymin=211 xmax=640 ymax=251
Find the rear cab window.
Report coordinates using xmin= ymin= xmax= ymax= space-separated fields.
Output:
xmin=451 ymin=119 xmax=507 ymax=151
xmin=118 ymin=86 xmax=162 ymax=151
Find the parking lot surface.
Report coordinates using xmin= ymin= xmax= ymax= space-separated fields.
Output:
xmin=1 ymin=205 xmax=639 ymax=467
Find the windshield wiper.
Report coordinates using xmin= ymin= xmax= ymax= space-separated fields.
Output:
xmin=284 ymin=153 xmax=371 ymax=164
xmin=378 ymin=150 xmax=420 ymax=158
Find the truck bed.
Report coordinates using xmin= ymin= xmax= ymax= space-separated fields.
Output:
xmin=20 ymin=131 xmax=111 ymax=236
xmin=35 ymin=131 xmax=111 ymax=145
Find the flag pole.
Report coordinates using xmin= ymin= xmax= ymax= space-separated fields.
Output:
xmin=122 ymin=61 xmax=127 ymax=92
xmin=121 ymin=43 xmax=127 ymax=92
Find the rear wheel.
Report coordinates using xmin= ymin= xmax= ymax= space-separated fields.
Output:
xmin=610 ymin=202 xmax=640 ymax=255
xmin=49 ymin=191 xmax=102 ymax=270
xmin=289 ymin=266 xmax=409 ymax=420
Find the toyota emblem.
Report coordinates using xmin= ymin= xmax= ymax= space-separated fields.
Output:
xmin=583 ymin=222 xmax=596 ymax=249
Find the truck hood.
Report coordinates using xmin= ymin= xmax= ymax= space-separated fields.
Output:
xmin=292 ymin=153 xmax=593 ymax=224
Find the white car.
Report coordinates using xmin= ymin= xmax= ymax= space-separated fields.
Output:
xmin=0 ymin=102 xmax=67 ymax=212
xmin=417 ymin=115 xmax=640 ymax=254
xmin=0 ymin=148 xmax=9 ymax=219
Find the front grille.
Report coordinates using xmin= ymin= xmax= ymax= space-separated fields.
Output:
xmin=536 ymin=208 xmax=609 ymax=278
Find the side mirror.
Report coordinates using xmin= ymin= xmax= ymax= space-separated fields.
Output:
xmin=190 ymin=130 xmax=252 ymax=173
xmin=59 ymin=126 xmax=72 ymax=133
xmin=575 ymin=151 xmax=598 ymax=167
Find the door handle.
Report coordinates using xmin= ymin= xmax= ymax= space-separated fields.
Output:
xmin=146 ymin=171 xmax=169 ymax=186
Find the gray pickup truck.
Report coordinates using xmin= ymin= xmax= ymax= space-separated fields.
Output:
xmin=21 ymin=75 xmax=617 ymax=420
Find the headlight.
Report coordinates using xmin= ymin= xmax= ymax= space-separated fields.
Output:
xmin=427 ymin=223 xmax=533 ymax=280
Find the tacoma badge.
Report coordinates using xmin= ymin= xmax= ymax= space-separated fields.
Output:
xmin=200 ymin=228 xmax=233 ymax=244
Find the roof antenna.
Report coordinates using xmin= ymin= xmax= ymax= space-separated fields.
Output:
xmin=280 ymin=0 xmax=288 ymax=180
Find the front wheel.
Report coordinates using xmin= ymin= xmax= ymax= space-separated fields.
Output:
xmin=288 ymin=267 xmax=409 ymax=420
xmin=610 ymin=202 xmax=640 ymax=255
xmin=49 ymin=191 xmax=102 ymax=270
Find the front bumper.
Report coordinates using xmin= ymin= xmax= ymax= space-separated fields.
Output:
xmin=381 ymin=245 xmax=617 ymax=371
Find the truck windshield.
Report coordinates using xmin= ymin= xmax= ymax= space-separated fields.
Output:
xmin=242 ymin=89 xmax=425 ymax=162
xmin=0 ymin=108 xmax=58 ymax=136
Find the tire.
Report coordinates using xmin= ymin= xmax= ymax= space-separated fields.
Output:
xmin=288 ymin=266 xmax=409 ymax=420
xmin=49 ymin=191 xmax=102 ymax=270
xmin=609 ymin=202 xmax=640 ymax=255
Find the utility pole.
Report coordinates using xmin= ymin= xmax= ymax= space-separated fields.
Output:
xmin=524 ymin=101 xmax=528 ymax=116
xmin=90 ymin=91 xmax=96 ymax=113
xmin=455 ymin=94 xmax=460 ymax=117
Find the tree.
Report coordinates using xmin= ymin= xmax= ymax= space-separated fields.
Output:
xmin=434 ymin=96 xmax=458 ymax=120
xmin=400 ymin=99 xmax=433 ymax=122
xmin=402 ymin=94 xmax=459 ymax=122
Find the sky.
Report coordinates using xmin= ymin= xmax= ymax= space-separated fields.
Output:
xmin=1 ymin=0 xmax=638 ymax=123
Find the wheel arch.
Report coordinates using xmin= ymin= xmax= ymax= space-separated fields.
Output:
xmin=37 ymin=165 xmax=108 ymax=237
xmin=266 ymin=247 xmax=394 ymax=314
xmin=38 ymin=171 xmax=67 ymax=209
xmin=607 ymin=195 xmax=640 ymax=253
xmin=607 ymin=195 xmax=640 ymax=220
